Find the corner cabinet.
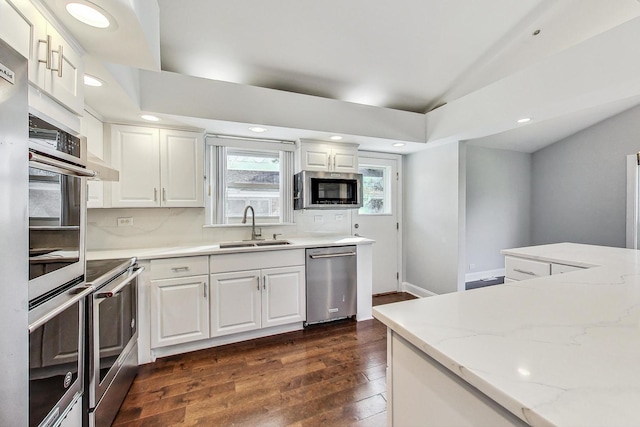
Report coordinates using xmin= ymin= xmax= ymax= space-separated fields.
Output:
xmin=109 ymin=125 xmax=205 ymax=208
xmin=150 ymin=256 xmax=210 ymax=348
xmin=210 ymin=250 xmax=306 ymax=338
xmin=297 ymin=140 xmax=359 ymax=173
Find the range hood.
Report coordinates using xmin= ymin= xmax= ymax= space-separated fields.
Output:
xmin=86 ymin=152 xmax=119 ymax=181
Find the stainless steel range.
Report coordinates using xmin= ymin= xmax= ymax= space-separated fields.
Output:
xmin=85 ymin=258 xmax=143 ymax=427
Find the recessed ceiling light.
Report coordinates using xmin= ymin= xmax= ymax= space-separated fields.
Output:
xmin=330 ymin=135 xmax=343 ymax=141
xmin=83 ymin=74 xmax=103 ymax=87
xmin=392 ymin=143 xmax=406 ymax=147
xmin=517 ymin=117 xmax=531 ymax=123
xmin=66 ymin=2 xmax=111 ymax=28
xmin=140 ymin=114 xmax=160 ymax=122
xmin=249 ymin=126 xmax=267 ymax=133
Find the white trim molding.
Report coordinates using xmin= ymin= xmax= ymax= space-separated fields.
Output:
xmin=402 ymin=282 xmax=438 ymax=298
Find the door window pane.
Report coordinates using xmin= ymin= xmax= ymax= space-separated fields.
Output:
xmin=359 ymin=165 xmax=391 ymax=215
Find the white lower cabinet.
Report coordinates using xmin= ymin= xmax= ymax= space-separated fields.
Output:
xmin=149 ymin=256 xmax=210 ymax=348
xmin=150 ymin=275 xmax=210 ymax=348
xmin=210 ymin=265 xmax=305 ymax=337
xmin=505 ymin=255 xmax=586 ymax=282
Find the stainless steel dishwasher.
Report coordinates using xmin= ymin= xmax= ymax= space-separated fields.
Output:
xmin=305 ymin=246 xmax=357 ymax=326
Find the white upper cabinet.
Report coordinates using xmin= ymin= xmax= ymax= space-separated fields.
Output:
xmin=297 ymin=140 xmax=359 ymax=173
xmin=160 ymin=129 xmax=204 ymax=207
xmin=0 ymin=0 xmax=83 ymax=114
xmin=110 ymin=125 xmax=204 ymax=208
xmin=82 ymin=112 xmax=105 ymax=208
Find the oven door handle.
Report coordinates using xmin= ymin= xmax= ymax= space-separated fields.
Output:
xmin=96 ymin=267 xmax=144 ymax=298
xmin=28 ymin=286 xmax=94 ymax=332
xmin=29 ymin=151 xmax=97 ymax=178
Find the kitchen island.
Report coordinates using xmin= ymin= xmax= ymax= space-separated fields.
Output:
xmin=373 ymin=243 xmax=640 ymax=426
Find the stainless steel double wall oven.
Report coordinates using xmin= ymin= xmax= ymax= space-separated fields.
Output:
xmin=27 ymin=113 xmax=95 ymax=427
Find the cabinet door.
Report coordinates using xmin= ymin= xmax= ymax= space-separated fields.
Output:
xmin=83 ymin=112 xmax=104 ymax=208
xmin=43 ymin=23 xmax=83 ymax=114
xmin=262 ymin=266 xmax=305 ymax=328
xmin=331 ymin=147 xmax=358 ymax=173
xmin=111 ymin=125 xmax=160 ymax=207
xmin=160 ymin=129 xmax=204 ymax=207
xmin=150 ymin=275 xmax=209 ymax=348
xmin=0 ymin=0 xmax=44 ymax=63
xmin=299 ymin=143 xmax=331 ymax=171
xmin=210 ymin=270 xmax=261 ymax=337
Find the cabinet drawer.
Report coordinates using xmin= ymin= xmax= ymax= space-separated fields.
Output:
xmin=505 ymin=256 xmax=550 ymax=281
xmin=551 ymin=263 xmax=584 ymax=275
xmin=210 ymin=249 xmax=305 ymax=274
xmin=151 ymin=256 xmax=208 ymax=280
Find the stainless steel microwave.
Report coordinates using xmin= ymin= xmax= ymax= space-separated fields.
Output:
xmin=294 ymin=171 xmax=362 ymax=209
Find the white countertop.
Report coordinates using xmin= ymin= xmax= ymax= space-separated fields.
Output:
xmin=87 ymin=235 xmax=374 ymax=261
xmin=373 ymin=243 xmax=640 ymax=427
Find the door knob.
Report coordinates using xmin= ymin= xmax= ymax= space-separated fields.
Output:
xmin=354 ymin=224 xmax=359 ymax=229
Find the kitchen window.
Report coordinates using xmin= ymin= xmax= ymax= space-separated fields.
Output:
xmin=205 ymin=136 xmax=295 ymax=225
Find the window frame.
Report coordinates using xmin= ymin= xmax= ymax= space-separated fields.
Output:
xmin=204 ymin=136 xmax=295 ymax=227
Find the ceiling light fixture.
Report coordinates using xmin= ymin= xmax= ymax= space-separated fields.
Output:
xmin=66 ymin=2 xmax=111 ymax=28
xmin=330 ymin=135 xmax=343 ymax=141
xmin=140 ymin=114 xmax=160 ymax=122
xmin=83 ymin=74 xmax=103 ymax=87
xmin=517 ymin=117 xmax=531 ymax=123
xmin=249 ymin=126 xmax=267 ymax=133
xmin=392 ymin=143 xmax=406 ymax=147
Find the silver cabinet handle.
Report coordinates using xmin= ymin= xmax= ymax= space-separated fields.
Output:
xmin=51 ymin=43 xmax=63 ymax=77
xmin=514 ymin=268 xmax=536 ymax=276
xmin=256 ymin=276 xmax=260 ymax=291
xmin=171 ymin=266 xmax=190 ymax=272
xmin=309 ymin=252 xmax=356 ymax=259
xmin=162 ymin=188 xmax=166 ymax=202
xmin=204 ymin=282 xmax=207 ymax=298
xmin=263 ymin=276 xmax=266 ymax=290
xmin=38 ymin=35 xmax=52 ymax=70
xmin=154 ymin=188 xmax=158 ymax=202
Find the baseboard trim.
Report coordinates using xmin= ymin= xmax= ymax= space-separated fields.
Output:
xmin=401 ymin=282 xmax=438 ymax=298
xmin=465 ymin=268 xmax=505 ymax=283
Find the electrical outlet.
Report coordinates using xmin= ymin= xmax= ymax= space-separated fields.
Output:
xmin=335 ymin=214 xmax=344 ymax=221
xmin=117 ymin=217 xmax=133 ymax=227
xmin=314 ymin=215 xmax=324 ymax=223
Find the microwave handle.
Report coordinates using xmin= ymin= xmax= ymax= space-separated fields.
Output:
xmin=29 ymin=151 xmax=97 ymax=178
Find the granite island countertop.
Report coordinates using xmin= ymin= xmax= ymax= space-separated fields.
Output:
xmin=373 ymin=243 xmax=640 ymax=426
xmin=87 ymin=235 xmax=374 ymax=261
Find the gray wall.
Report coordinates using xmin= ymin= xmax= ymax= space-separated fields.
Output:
xmin=532 ymin=105 xmax=640 ymax=247
xmin=405 ymin=141 xmax=464 ymax=294
xmin=465 ymin=145 xmax=532 ymax=276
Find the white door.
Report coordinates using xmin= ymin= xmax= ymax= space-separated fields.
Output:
xmin=160 ymin=129 xmax=204 ymax=207
xmin=352 ymin=154 xmax=401 ymax=294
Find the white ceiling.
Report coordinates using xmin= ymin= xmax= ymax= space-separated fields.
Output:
xmin=41 ymin=0 xmax=640 ymax=153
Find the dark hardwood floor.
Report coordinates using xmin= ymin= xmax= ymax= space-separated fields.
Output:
xmin=113 ymin=292 xmax=417 ymax=427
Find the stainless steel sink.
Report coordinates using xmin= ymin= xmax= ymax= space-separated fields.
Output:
xmin=219 ymin=240 xmax=291 ymax=249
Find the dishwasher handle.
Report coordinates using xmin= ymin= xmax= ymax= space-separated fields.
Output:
xmin=309 ymin=252 xmax=356 ymax=259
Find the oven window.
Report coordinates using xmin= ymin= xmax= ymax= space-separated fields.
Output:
xmin=311 ymin=179 xmax=357 ymax=204
xmin=29 ymin=301 xmax=80 ymax=427
xmin=98 ymin=279 xmax=137 ymax=383
xmin=29 ymin=167 xmax=81 ymax=280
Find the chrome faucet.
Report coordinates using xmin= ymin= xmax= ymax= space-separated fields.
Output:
xmin=242 ymin=205 xmax=262 ymax=241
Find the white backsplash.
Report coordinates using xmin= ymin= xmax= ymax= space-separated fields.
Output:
xmin=86 ymin=208 xmax=353 ymax=250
